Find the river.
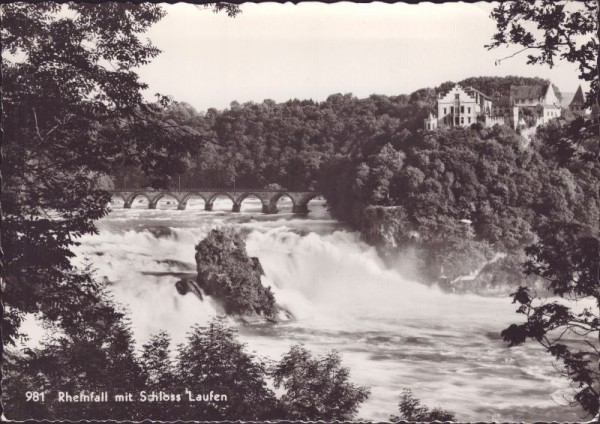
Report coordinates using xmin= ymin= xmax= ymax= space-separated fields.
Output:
xmin=64 ymin=196 xmax=581 ymax=421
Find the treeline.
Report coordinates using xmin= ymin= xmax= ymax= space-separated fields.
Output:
xmin=112 ymin=76 xmax=557 ymax=192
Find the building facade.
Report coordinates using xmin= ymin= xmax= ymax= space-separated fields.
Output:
xmin=508 ymin=84 xmax=562 ymax=127
xmin=425 ymin=84 xmax=502 ymax=129
xmin=425 ymin=82 xmax=569 ymax=131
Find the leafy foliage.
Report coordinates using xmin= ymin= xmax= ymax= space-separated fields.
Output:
xmin=487 ymin=1 xmax=598 ymax=105
xmin=487 ymin=1 xmax=599 ymax=160
xmin=272 ymin=344 xmax=371 ymax=420
xmin=488 ymin=3 xmax=600 ymax=418
xmin=4 ymin=276 xmax=145 ymax=420
xmin=1 ymin=1 xmax=240 ymax=346
xmin=320 ymin=120 xmax=598 ymax=285
xmin=175 ymin=317 xmax=279 ymax=420
xmin=6 ymin=310 xmax=370 ymax=420
xmin=501 ymin=222 xmax=599 ymax=417
xmin=390 ymin=389 xmax=455 ymax=422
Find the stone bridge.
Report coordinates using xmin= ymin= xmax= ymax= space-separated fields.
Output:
xmin=109 ymin=189 xmax=322 ymax=214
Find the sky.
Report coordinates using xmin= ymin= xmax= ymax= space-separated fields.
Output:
xmin=138 ymin=2 xmax=587 ymax=112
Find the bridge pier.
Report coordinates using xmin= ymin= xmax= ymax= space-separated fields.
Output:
xmin=204 ymin=203 xmax=213 ymax=211
xmin=262 ymin=204 xmax=278 ymax=214
xmin=232 ymin=203 xmax=241 ymax=213
xmin=293 ymin=204 xmax=309 ymax=214
xmin=177 ymin=202 xmax=187 ymax=210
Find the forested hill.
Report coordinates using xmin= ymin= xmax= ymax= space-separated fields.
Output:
xmin=110 ymin=74 xmax=597 ymax=290
xmin=115 ymin=75 xmax=554 ymax=191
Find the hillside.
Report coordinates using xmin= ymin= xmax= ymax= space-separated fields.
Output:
xmin=113 ymin=76 xmax=557 ymax=192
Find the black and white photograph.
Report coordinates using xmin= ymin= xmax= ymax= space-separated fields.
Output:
xmin=1 ymin=1 xmax=599 ymax=421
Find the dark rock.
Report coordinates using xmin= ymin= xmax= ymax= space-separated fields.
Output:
xmin=195 ymin=228 xmax=279 ymax=320
xmin=175 ymin=278 xmax=204 ymax=300
xmin=251 ymin=257 xmax=265 ymax=275
xmin=175 ymin=279 xmax=191 ymax=295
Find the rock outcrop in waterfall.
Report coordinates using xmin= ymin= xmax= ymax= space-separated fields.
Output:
xmin=192 ymin=228 xmax=288 ymax=322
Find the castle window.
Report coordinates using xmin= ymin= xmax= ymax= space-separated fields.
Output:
xmin=461 ymin=117 xmax=464 ymax=124
xmin=455 ymin=117 xmax=459 ymax=125
xmin=468 ymin=117 xmax=471 ymax=123
xmin=444 ymin=107 xmax=447 ymax=114
xmin=455 ymin=94 xmax=460 ymax=99
xmin=468 ymin=107 xmax=471 ymax=114
xmin=450 ymin=106 xmax=454 ymax=113
xmin=461 ymin=106 xmax=464 ymax=113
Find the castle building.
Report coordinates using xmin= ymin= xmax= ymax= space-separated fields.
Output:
xmin=508 ymin=84 xmax=562 ymax=126
xmin=424 ymin=84 xmax=504 ymax=129
xmin=425 ymin=81 xmax=569 ymax=131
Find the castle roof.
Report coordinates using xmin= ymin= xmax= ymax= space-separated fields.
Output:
xmin=465 ymin=86 xmax=492 ymax=100
xmin=560 ymin=92 xmax=576 ymax=108
xmin=494 ymin=96 xmax=513 ymax=107
xmin=425 ymin=110 xmax=437 ymax=120
xmin=570 ymin=85 xmax=586 ymax=106
xmin=541 ymin=103 xmax=561 ymax=110
xmin=510 ymin=85 xmax=546 ymax=100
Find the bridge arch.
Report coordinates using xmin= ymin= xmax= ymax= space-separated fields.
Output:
xmin=109 ymin=193 xmax=126 ymax=207
xmin=182 ymin=192 xmax=209 ymax=204
xmin=289 ymin=192 xmax=321 ymax=214
xmin=236 ymin=193 xmax=269 ymax=213
xmin=262 ymin=192 xmax=296 ymax=214
xmin=149 ymin=192 xmax=180 ymax=210
xmin=206 ymin=192 xmax=236 ymax=205
xmin=205 ymin=193 xmax=236 ymax=212
xmin=270 ymin=192 xmax=297 ymax=206
xmin=178 ymin=193 xmax=208 ymax=210
xmin=125 ymin=193 xmax=152 ymax=209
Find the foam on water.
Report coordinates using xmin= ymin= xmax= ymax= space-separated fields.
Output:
xmin=20 ymin=198 xmax=584 ymax=421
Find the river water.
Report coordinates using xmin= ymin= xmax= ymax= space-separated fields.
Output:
xmin=65 ymin=197 xmax=581 ymax=421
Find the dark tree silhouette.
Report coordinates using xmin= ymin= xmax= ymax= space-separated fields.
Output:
xmin=1 ymin=3 xmax=240 ymax=418
xmin=487 ymin=0 xmax=599 ymax=159
xmin=272 ymin=344 xmax=370 ymax=420
xmin=1 ymin=2 xmax=239 ymax=345
xmin=488 ymin=2 xmax=600 ymax=417
xmin=501 ymin=222 xmax=599 ymax=416
xmin=390 ymin=389 xmax=455 ymax=422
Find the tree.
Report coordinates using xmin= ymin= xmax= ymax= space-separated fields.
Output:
xmin=1 ymin=1 xmax=162 ymax=346
xmin=1 ymin=3 xmax=241 ymax=419
xmin=501 ymin=222 xmax=600 ymax=417
xmin=272 ymin=344 xmax=370 ymax=420
xmin=487 ymin=0 xmax=599 ymax=157
xmin=389 ymin=389 xmax=455 ymax=422
xmin=3 ymin=276 xmax=146 ymax=420
xmin=138 ymin=331 xmax=178 ymax=420
xmin=488 ymin=2 xmax=600 ymax=416
xmin=176 ymin=317 xmax=279 ymax=420
xmin=1 ymin=2 xmax=240 ymax=344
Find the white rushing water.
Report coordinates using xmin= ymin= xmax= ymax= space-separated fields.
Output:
xmin=42 ymin=197 xmax=582 ymax=421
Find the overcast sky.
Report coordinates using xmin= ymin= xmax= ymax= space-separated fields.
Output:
xmin=138 ymin=2 xmax=586 ymax=112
